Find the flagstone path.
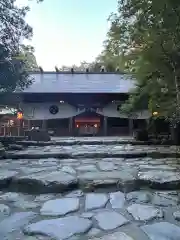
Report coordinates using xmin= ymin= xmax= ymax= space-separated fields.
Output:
xmin=0 ymin=137 xmax=180 ymax=239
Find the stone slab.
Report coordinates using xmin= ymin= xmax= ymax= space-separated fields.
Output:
xmin=40 ymin=198 xmax=80 ymax=216
xmin=76 ymin=165 xmax=98 ymax=172
xmin=94 ymin=210 xmax=129 ymax=230
xmin=13 ymin=200 xmax=40 ymax=209
xmin=8 ymin=144 xmax=23 ymax=151
xmin=34 ymin=194 xmax=55 ymax=202
xmin=66 ymin=190 xmax=84 ymax=198
xmin=98 ymin=162 xmax=117 ymax=171
xmin=0 ymin=204 xmax=10 ymax=219
xmin=21 ymin=166 xmax=58 ymax=175
xmin=0 ymin=142 xmax=5 ymax=158
xmin=85 ymin=193 xmax=109 ymax=211
xmin=141 ymin=222 xmax=180 ymax=240
xmin=127 ymin=204 xmax=163 ymax=221
xmin=173 ymin=211 xmax=180 ymax=221
xmin=126 ymin=191 xmax=152 ymax=203
xmin=0 ymin=171 xmax=18 ymax=186
xmin=24 ymin=216 xmax=92 ymax=240
xmin=79 ymin=170 xmax=136 ymax=183
xmin=61 ymin=166 xmax=76 ymax=174
xmin=13 ymin=171 xmax=77 ymax=193
xmin=87 ymin=228 xmax=101 ymax=237
xmin=0 ymin=212 xmax=37 ymax=234
xmin=0 ymin=192 xmax=21 ymax=202
xmin=110 ymin=191 xmax=125 ymax=209
xmin=152 ymin=192 xmax=179 ymax=206
xmin=138 ymin=170 xmax=180 ymax=187
xmin=89 ymin=232 xmax=134 ymax=240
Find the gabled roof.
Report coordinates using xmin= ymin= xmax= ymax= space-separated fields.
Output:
xmin=22 ymin=72 xmax=135 ymax=94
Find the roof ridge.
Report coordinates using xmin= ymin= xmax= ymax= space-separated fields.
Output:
xmin=29 ymin=71 xmax=127 ymax=75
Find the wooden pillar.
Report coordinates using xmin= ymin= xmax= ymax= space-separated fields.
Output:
xmin=42 ymin=120 xmax=47 ymax=130
xmin=28 ymin=120 xmax=31 ymax=130
xmin=146 ymin=119 xmax=150 ymax=125
xmin=146 ymin=119 xmax=150 ymax=131
xmin=3 ymin=126 xmax=6 ymax=136
xmin=17 ymin=120 xmax=20 ymax=136
xmin=69 ymin=117 xmax=73 ymax=135
xmin=129 ymin=118 xmax=133 ymax=136
xmin=103 ymin=117 xmax=107 ymax=136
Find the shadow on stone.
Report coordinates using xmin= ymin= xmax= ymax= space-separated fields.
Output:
xmin=9 ymin=171 xmax=78 ymax=194
xmin=0 ymin=142 xmax=6 ymax=159
xmin=2 ymin=176 xmax=180 ymax=194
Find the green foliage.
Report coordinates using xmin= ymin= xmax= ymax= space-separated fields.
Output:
xmin=0 ymin=0 xmax=39 ymax=94
xmin=101 ymin=0 xmax=180 ymax=122
xmin=59 ymin=61 xmax=102 ymax=72
xmin=21 ymin=45 xmax=39 ymax=71
xmin=0 ymin=44 xmax=32 ymax=92
xmin=0 ymin=0 xmax=32 ymax=51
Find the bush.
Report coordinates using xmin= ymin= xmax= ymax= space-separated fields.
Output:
xmin=171 ymin=126 xmax=180 ymax=145
xmin=134 ymin=129 xmax=149 ymax=141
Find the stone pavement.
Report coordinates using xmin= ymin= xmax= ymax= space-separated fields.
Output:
xmin=1 ymin=154 xmax=180 ymax=193
xmin=6 ymin=142 xmax=180 ymax=159
xmin=0 ymin=190 xmax=180 ymax=239
xmin=0 ymin=137 xmax=180 ymax=239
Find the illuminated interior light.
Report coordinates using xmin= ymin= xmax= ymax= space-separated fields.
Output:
xmin=152 ymin=111 xmax=158 ymax=116
xmin=9 ymin=120 xmax=14 ymax=126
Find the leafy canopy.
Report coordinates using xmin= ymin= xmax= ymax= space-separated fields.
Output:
xmin=0 ymin=0 xmax=39 ymax=94
xmin=101 ymin=0 xmax=180 ymax=121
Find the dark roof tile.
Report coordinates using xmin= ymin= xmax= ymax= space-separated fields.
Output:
xmin=22 ymin=72 xmax=135 ymax=93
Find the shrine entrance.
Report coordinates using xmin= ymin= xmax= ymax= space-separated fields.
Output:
xmin=74 ymin=117 xmax=100 ymax=136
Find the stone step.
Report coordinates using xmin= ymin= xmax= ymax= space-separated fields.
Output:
xmin=0 ymin=136 xmax=26 ymax=145
xmin=0 ymin=157 xmax=180 ymax=193
xmin=16 ymin=139 xmax=170 ymax=146
xmin=5 ymin=150 xmax=180 ymax=160
xmin=6 ymin=151 xmax=149 ymax=159
xmin=5 ymin=143 xmax=179 ymax=160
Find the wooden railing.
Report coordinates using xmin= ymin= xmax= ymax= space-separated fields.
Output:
xmin=0 ymin=126 xmax=29 ymax=136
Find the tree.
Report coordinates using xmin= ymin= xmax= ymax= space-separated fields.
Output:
xmin=21 ymin=45 xmax=39 ymax=71
xmin=95 ymin=11 xmax=132 ymax=73
xmin=58 ymin=61 xmax=102 ymax=72
xmin=0 ymin=0 xmax=32 ymax=52
xmin=0 ymin=0 xmax=41 ymax=95
xmin=0 ymin=44 xmax=31 ymax=92
xmin=95 ymin=35 xmax=127 ymax=72
xmin=103 ymin=0 xmax=180 ymax=125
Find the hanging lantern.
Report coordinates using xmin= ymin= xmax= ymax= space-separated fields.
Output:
xmin=17 ymin=111 xmax=23 ymax=120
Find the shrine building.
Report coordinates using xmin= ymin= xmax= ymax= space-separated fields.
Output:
xmin=16 ymin=70 xmax=150 ymax=136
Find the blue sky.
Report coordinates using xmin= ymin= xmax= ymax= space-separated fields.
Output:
xmin=16 ymin=0 xmax=117 ymax=70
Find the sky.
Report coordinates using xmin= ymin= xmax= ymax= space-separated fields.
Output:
xmin=16 ymin=0 xmax=117 ymax=70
